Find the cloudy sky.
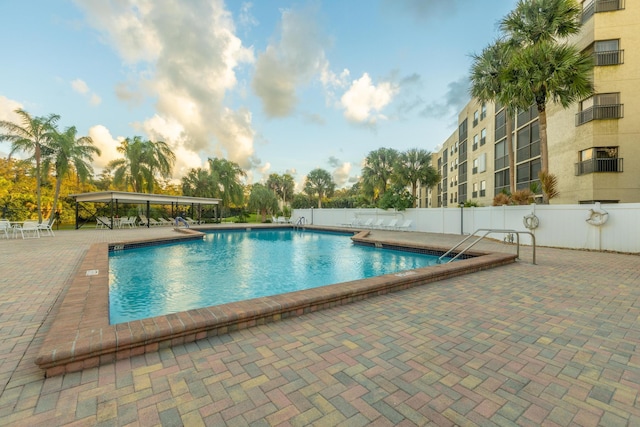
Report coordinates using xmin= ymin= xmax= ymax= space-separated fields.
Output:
xmin=0 ymin=0 xmax=517 ymax=190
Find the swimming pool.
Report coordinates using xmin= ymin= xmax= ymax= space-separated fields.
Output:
xmin=109 ymin=229 xmax=446 ymax=324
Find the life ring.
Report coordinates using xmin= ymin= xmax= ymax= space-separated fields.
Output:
xmin=586 ymin=208 xmax=608 ymax=226
xmin=523 ymin=214 xmax=539 ymax=230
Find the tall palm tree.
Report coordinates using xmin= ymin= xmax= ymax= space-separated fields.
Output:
xmin=470 ymin=40 xmax=517 ymax=194
xmin=0 ymin=109 xmax=60 ymax=221
xmin=108 ymin=136 xmax=175 ymax=193
xmin=499 ymin=0 xmax=594 ymax=202
xmin=266 ymin=173 xmax=295 ymax=206
xmin=182 ymin=168 xmax=216 ymax=198
xmin=304 ymin=168 xmax=335 ymax=208
xmin=248 ymin=183 xmax=279 ymax=222
xmin=142 ymin=139 xmax=176 ymax=193
xmin=394 ymin=148 xmax=440 ymax=207
xmin=208 ymin=157 xmax=246 ymax=214
xmin=361 ymin=148 xmax=399 ymax=203
xmin=44 ymin=126 xmax=101 ymax=225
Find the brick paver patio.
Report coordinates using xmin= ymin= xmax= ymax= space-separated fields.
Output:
xmin=0 ymin=226 xmax=639 ymax=426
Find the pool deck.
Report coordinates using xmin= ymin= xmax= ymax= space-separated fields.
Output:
xmin=1 ymin=225 xmax=639 ymax=425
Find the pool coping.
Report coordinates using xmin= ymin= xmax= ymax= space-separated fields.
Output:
xmin=35 ymin=227 xmax=517 ymax=377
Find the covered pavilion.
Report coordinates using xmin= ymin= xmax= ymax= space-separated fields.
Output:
xmin=69 ymin=191 xmax=221 ymax=229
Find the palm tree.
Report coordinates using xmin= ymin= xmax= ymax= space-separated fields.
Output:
xmin=361 ymin=148 xmax=399 ymax=203
xmin=266 ymin=173 xmax=295 ymax=206
xmin=182 ymin=168 xmax=216 ymax=198
xmin=394 ymin=148 xmax=440 ymax=207
xmin=44 ymin=126 xmax=101 ymax=225
xmin=108 ymin=136 xmax=176 ymax=193
xmin=248 ymin=183 xmax=279 ymax=222
xmin=304 ymin=168 xmax=335 ymax=208
xmin=499 ymin=0 xmax=594 ymax=202
xmin=208 ymin=157 xmax=246 ymax=215
xmin=470 ymin=40 xmax=517 ymax=194
xmin=0 ymin=109 xmax=60 ymax=221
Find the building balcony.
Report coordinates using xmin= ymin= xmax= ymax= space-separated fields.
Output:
xmin=575 ymin=158 xmax=623 ymax=175
xmin=575 ymin=104 xmax=623 ymax=126
xmin=582 ymin=0 xmax=625 ymax=22
xmin=594 ymin=49 xmax=624 ymax=66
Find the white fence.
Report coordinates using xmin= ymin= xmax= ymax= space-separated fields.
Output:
xmin=292 ymin=203 xmax=640 ymax=253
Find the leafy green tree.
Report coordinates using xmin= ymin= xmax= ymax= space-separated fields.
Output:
xmin=266 ymin=173 xmax=295 ymax=207
xmin=248 ymin=183 xmax=278 ymax=222
xmin=394 ymin=148 xmax=440 ymax=207
xmin=44 ymin=126 xmax=101 ymax=225
xmin=499 ymin=0 xmax=594 ymax=202
xmin=378 ymin=183 xmax=414 ymax=211
xmin=304 ymin=168 xmax=335 ymax=208
xmin=470 ymin=40 xmax=516 ymax=194
xmin=361 ymin=148 xmax=399 ymax=203
xmin=0 ymin=109 xmax=60 ymax=221
xmin=108 ymin=136 xmax=175 ymax=193
xmin=208 ymin=157 xmax=246 ymax=215
xmin=181 ymin=168 xmax=215 ymax=198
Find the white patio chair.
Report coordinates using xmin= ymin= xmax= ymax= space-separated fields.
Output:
xmin=38 ymin=218 xmax=55 ymax=236
xmin=14 ymin=220 xmax=40 ymax=239
xmin=396 ymin=219 xmax=413 ymax=231
xmin=0 ymin=219 xmax=10 ymax=239
xmin=383 ymin=219 xmax=398 ymax=230
xmin=371 ymin=218 xmax=385 ymax=229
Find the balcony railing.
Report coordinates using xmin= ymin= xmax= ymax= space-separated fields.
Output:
xmin=472 ymin=166 xmax=478 ymax=174
xmin=582 ymin=0 xmax=625 ymax=22
xmin=480 ymin=190 xmax=486 ymax=197
xmin=472 ymin=143 xmax=478 ymax=151
xmin=472 ymin=191 xmax=478 ymax=198
xmin=576 ymin=104 xmax=623 ymax=126
xmin=594 ymin=50 xmax=624 ymax=66
xmin=575 ymin=158 xmax=623 ymax=175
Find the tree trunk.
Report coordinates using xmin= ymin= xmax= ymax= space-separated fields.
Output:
xmin=506 ymin=112 xmax=515 ymax=195
xmin=35 ymin=144 xmax=43 ymax=223
xmin=538 ymin=107 xmax=550 ymax=204
xmin=50 ymin=175 xmax=62 ymax=226
xmin=412 ymin=183 xmax=418 ymax=208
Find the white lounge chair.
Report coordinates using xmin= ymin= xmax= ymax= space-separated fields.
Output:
xmin=371 ymin=218 xmax=385 ymax=229
xmin=119 ymin=216 xmax=137 ymax=228
xmin=396 ymin=220 xmax=412 ymax=231
xmin=383 ymin=219 xmax=398 ymax=230
xmin=359 ymin=218 xmax=374 ymax=228
xmin=148 ymin=218 xmax=162 ymax=227
xmin=138 ymin=215 xmax=149 ymax=227
xmin=0 ymin=219 xmax=10 ymax=239
xmin=185 ymin=217 xmax=198 ymax=225
xmin=96 ymin=216 xmax=110 ymax=229
xmin=342 ymin=217 xmax=360 ymax=228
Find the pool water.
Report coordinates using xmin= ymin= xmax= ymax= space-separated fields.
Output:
xmin=108 ymin=229 xmax=444 ymax=324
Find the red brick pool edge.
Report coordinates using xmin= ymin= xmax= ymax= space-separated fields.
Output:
xmin=35 ymin=230 xmax=517 ymax=377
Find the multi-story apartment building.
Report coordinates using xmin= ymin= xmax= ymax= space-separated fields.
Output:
xmin=422 ymin=0 xmax=638 ymax=207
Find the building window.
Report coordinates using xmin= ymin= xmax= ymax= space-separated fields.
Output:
xmin=478 ymin=153 xmax=487 ymax=173
xmin=495 ymin=170 xmax=509 ymax=195
xmin=516 ymin=121 xmax=541 ymax=163
xmin=480 ymin=103 xmax=487 ymax=120
xmin=576 ymin=93 xmax=623 ymax=125
xmin=495 ymin=109 xmax=506 ymax=141
xmin=472 ymin=158 xmax=478 ymax=174
xmin=495 ymin=139 xmax=508 ymax=170
xmin=576 ymin=147 xmax=623 ymax=175
xmin=480 ymin=180 xmax=486 ymax=197
xmin=473 ymin=110 xmax=479 ymax=127
xmin=480 ymin=128 xmax=486 ymax=146
xmin=516 ymin=158 xmax=542 ymax=190
xmin=472 ymin=182 xmax=478 ymax=198
xmin=459 ymin=119 xmax=468 ymax=142
xmin=472 ymin=134 xmax=479 ymax=151
xmin=593 ymin=39 xmax=624 ymax=66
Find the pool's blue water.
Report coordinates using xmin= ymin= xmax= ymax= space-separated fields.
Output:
xmin=108 ymin=229 xmax=444 ymax=324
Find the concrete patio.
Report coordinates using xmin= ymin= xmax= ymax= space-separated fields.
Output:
xmin=0 ymin=226 xmax=638 ymax=426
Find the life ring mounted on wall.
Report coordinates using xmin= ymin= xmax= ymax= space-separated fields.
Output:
xmin=586 ymin=208 xmax=608 ymax=226
xmin=523 ymin=213 xmax=539 ymax=230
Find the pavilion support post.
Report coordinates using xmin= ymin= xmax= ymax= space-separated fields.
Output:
xmin=146 ymin=201 xmax=150 ymax=228
xmin=75 ymin=201 xmax=79 ymax=230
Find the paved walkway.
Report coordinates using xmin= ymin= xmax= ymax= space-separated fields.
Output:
xmin=0 ymin=227 xmax=639 ymax=426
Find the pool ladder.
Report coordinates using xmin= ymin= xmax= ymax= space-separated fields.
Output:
xmin=293 ymin=217 xmax=306 ymax=229
xmin=438 ymin=228 xmax=536 ymax=265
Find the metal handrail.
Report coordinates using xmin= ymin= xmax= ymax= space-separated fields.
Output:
xmin=438 ymin=228 xmax=536 ymax=264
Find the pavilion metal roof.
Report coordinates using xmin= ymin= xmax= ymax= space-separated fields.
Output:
xmin=69 ymin=191 xmax=220 ymax=206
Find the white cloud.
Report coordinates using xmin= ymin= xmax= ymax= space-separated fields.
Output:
xmin=332 ymin=162 xmax=352 ymax=188
xmin=0 ymin=96 xmax=22 ymax=121
xmin=340 ymin=73 xmax=399 ymax=124
xmin=252 ymin=4 xmax=332 ymax=117
xmin=71 ymin=79 xmax=90 ymax=94
xmin=71 ymin=78 xmax=102 ymax=106
xmin=74 ymin=0 xmax=256 ymax=177
xmin=87 ymin=125 xmax=122 ymax=169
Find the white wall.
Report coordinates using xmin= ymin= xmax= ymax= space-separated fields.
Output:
xmin=292 ymin=203 xmax=640 ymax=253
